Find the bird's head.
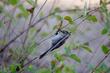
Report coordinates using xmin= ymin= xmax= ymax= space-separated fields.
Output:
xmin=55 ymin=30 xmax=71 ymax=38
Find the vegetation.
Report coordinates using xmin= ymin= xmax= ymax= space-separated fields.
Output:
xmin=0 ymin=0 xmax=110 ymax=73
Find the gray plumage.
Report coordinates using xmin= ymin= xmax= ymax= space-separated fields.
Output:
xmin=39 ymin=30 xmax=70 ymax=59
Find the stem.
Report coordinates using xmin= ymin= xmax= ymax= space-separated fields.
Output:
xmin=90 ymin=51 xmax=110 ymax=73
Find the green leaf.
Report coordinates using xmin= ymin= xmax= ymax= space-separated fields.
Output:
xmin=18 ymin=5 xmax=29 ymax=18
xmin=10 ymin=64 xmax=16 ymax=73
xmin=101 ymin=28 xmax=108 ymax=35
xmin=39 ymin=11 xmax=44 ymax=18
xmin=64 ymin=44 xmax=75 ymax=55
xmin=101 ymin=45 xmax=110 ymax=54
xmin=56 ymin=67 xmax=62 ymax=73
xmin=87 ymin=15 xmax=97 ymax=22
xmin=41 ymin=32 xmax=49 ymax=37
xmin=64 ymin=47 xmax=71 ymax=56
xmin=64 ymin=16 xmax=74 ymax=24
xmin=10 ymin=64 xmax=20 ymax=73
xmin=83 ymin=42 xmax=89 ymax=46
xmin=8 ymin=0 xmax=19 ymax=5
xmin=0 ymin=21 xmax=3 ymax=28
xmin=53 ymin=25 xmax=57 ymax=30
xmin=28 ymin=27 xmax=36 ymax=40
xmin=63 ymin=66 xmax=75 ymax=73
xmin=81 ymin=45 xmax=92 ymax=53
xmin=28 ymin=42 xmax=36 ymax=51
xmin=37 ymin=68 xmax=50 ymax=73
xmin=54 ymin=7 xmax=60 ymax=12
xmin=55 ymin=15 xmax=62 ymax=20
xmin=70 ymin=54 xmax=81 ymax=63
xmin=100 ymin=2 xmax=108 ymax=13
xmin=28 ymin=65 xmax=33 ymax=69
xmin=27 ymin=0 xmax=35 ymax=6
xmin=0 ymin=5 xmax=3 ymax=13
xmin=54 ymin=53 xmax=64 ymax=61
xmin=27 ymin=65 xmax=36 ymax=73
xmin=68 ymin=26 xmax=77 ymax=33
xmin=51 ymin=60 xmax=57 ymax=69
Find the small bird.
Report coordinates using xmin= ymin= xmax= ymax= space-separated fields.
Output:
xmin=39 ymin=30 xmax=71 ymax=59
xmin=15 ymin=30 xmax=70 ymax=73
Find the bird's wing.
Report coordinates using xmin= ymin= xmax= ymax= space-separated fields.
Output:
xmin=39 ymin=47 xmax=51 ymax=59
xmin=39 ymin=34 xmax=69 ymax=59
xmin=51 ymin=35 xmax=63 ymax=46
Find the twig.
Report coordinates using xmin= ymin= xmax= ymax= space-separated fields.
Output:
xmin=32 ymin=0 xmax=48 ymax=23
xmin=90 ymin=51 xmax=110 ymax=73
xmin=22 ymin=11 xmax=34 ymax=48
xmin=48 ymin=0 xmax=56 ymax=14
xmin=0 ymin=0 xmax=48 ymax=53
xmin=22 ymin=0 xmax=48 ymax=49
xmin=2 ymin=7 xmax=16 ymax=44
xmin=82 ymin=36 xmax=106 ymax=73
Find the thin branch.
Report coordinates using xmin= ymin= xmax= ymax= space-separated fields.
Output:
xmin=48 ymin=0 xmax=56 ymax=14
xmin=62 ymin=7 xmax=99 ymax=29
xmin=22 ymin=11 xmax=34 ymax=48
xmin=32 ymin=0 xmax=48 ymax=23
xmin=22 ymin=0 xmax=48 ymax=48
xmin=82 ymin=36 xmax=106 ymax=73
xmin=2 ymin=7 xmax=16 ymax=44
xmin=91 ymin=51 xmax=110 ymax=73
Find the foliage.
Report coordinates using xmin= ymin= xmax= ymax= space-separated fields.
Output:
xmin=70 ymin=54 xmax=81 ymax=63
xmin=64 ymin=16 xmax=74 ymax=24
xmin=87 ymin=15 xmax=97 ymax=22
xmin=94 ymin=63 xmax=110 ymax=73
xmin=100 ymin=1 xmax=110 ymax=34
xmin=8 ymin=0 xmax=19 ymax=5
xmin=80 ymin=45 xmax=92 ymax=53
xmin=0 ymin=0 xmax=110 ymax=73
xmin=101 ymin=27 xmax=108 ymax=35
xmin=101 ymin=45 xmax=110 ymax=54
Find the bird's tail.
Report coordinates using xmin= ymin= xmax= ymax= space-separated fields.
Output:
xmin=39 ymin=48 xmax=51 ymax=59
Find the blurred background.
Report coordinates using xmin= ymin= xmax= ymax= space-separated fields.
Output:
xmin=0 ymin=0 xmax=110 ymax=73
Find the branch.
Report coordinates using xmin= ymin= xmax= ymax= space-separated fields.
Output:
xmin=32 ymin=0 xmax=48 ymax=23
xmin=22 ymin=10 xmax=34 ymax=48
xmin=91 ymin=51 xmax=110 ymax=73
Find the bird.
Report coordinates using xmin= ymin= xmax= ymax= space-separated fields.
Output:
xmin=15 ymin=30 xmax=70 ymax=73
xmin=39 ymin=30 xmax=71 ymax=59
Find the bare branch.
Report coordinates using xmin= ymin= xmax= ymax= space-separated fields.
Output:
xmin=91 ymin=51 xmax=110 ymax=73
